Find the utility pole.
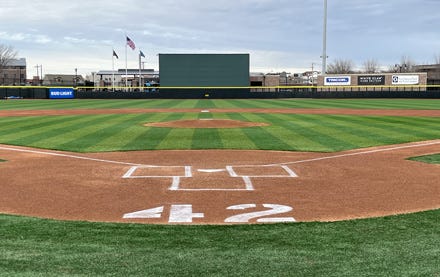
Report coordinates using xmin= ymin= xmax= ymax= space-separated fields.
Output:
xmin=35 ymin=64 xmax=42 ymax=85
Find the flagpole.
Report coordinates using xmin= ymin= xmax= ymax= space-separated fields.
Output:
xmin=125 ymin=37 xmax=128 ymax=89
xmin=139 ymin=51 xmax=142 ymax=90
xmin=112 ymin=52 xmax=115 ymax=91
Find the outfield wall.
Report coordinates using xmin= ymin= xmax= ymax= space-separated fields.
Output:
xmin=0 ymin=87 xmax=47 ymax=99
xmin=2 ymin=87 xmax=440 ymax=99
xmin=67 ymin=88 xmax=440 ymax=99
xmin=318 ymin=73 xmax=428 ymax=91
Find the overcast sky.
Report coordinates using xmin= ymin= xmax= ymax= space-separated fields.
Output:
xmin=1 ymin=0 xmax=439 ymax=77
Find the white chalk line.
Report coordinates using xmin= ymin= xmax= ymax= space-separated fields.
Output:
xmin=235 ymin=140 xmax=440 ymax=168
xmin=0 ymin=145 xmax=144 ymax=167
xmin=1 ymin=140 xmax=439 ymax=169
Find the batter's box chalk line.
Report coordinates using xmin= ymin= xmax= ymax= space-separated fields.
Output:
xmin=122 ymin=165 xmax=298 ymax=191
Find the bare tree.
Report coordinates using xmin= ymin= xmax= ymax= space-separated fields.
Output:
xmin=326 ymin=59 xmax=354 ymax=74
xmin=434 ymin=54 xmax=440 ymax=65
xmin=362 ymin=59 xmax=380 ymax=73
xmin=395 ymin=55 xmax=416 ymax=72
xmin=0 ymin=45 xmax=18 ymax=85
xmin=0 ymin=44 xmax=18 ymax=69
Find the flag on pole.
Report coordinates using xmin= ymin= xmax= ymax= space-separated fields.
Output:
xmin=140 ymin=50 xmax=145 ymax=58
xmin=113 ymin=50 xmax=119 ymax=59
xmin=126 ymin=36 xmax=136 ymax=50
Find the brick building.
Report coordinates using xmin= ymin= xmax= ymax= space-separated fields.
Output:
xmin=0 ymin=58 xmax=27 ymax=85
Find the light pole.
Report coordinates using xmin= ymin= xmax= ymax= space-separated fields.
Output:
xmin=74 ymin=68 xmax=78 ymax=87
xmin=395 ymin=64 xmax=407 ymax=73
xmin=34 ymin=65 xmax=43 ymax=85
xmin=35 ymin=65 xmax=39 ymax=83
xmin=321 ymin=0 xmax=328 ymax=75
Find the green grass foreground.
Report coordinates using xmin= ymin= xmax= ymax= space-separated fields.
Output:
xmin=1 ymin=211 xmax=439 ymax=276
xmin=408 ymin=153 xmax=440 ymax=164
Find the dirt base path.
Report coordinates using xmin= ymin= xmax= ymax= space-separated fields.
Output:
xmin=1 ymin=140 xmax=439 ymax=224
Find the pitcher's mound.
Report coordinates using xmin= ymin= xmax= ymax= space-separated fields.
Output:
xmin=144 ymin=119 xmax=270 ymax=128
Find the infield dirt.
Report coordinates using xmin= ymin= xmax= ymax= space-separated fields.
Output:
xmin=1 ymin=108 xmax=439 ymax=224
xmin=1 ymin=140 xmax=439 ymax=224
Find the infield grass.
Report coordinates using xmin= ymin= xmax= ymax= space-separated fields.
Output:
xmin=0 ymin=112 xmax=438 ymax=152
xmin=408 ymin=153 xmax=440 ymax=164
xmin=1 ymin=210 xmax=439 ymax=276
xmin=1 ymin=99 xmax=439 ymax=153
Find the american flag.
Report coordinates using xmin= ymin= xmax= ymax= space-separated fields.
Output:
xmin=126 ymin=36 xmax=136 ymax=50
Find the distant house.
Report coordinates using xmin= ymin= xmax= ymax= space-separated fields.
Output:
xmin=412 ymin=64 xmax=440 ymax=85
xmin=0 ymin=58 xmax=27 ymax=85
xmin=42 ymin=74 xmax=84 ymax=86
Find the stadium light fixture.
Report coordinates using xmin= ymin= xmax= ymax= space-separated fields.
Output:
xmin=321 ymin=0 xmax=328 ymax=75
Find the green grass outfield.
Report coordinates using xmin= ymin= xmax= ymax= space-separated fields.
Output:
xmin=1 ymin=99 xmax=439 ymax=276
xmin=0 ymin=99 xmax=439 ymax=152
xmin=1 ymin=98 xmax=440 ymax=110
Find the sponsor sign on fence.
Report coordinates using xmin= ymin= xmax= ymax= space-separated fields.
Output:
xmin=392 ymin=75 xmax=419 ymax=85
xmin=358 ymin=75 xmax=385 ymax=86
xmin=324 ymin=76 xmax=351 ymax=86
xmin=49 ymin=88 xmax=75 ymax=99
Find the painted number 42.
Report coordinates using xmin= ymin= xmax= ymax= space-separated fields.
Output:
xmin=123 ymin=204 xmax=296 ymax=223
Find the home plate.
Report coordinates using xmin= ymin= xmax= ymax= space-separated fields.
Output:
xmin=178 ymin=170 xmax=253 ymax=191
xmin=198 ymin=168 xmax=226 ymax=173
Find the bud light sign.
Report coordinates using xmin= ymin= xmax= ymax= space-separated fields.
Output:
xmin=49 ymin=88 xmax=75 ymax=99
xmin=324 ymin=76 xmax=351 ymax=86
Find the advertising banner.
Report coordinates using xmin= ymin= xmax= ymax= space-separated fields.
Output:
xmin=358 ymin=75 xmax=385 ymax=86
xmin=392 ymin=75 xmax=419 ymax=85
xmin=49 ymin=88 xmax=75 ymax=99
xmin=324 ymin=76 xmax=351 ymax=86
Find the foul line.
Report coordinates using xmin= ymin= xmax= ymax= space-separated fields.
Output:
xmin=0 ymin=146 xmax=143 ymax=167
xmin=1 ymin=140 xmax=439 ymax=169
xmin=262 ymin=140 xmax=440 ymax=167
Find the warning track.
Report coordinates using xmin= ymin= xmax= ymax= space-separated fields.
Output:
xmin=1 ymin=108 xmax=440 ymax=117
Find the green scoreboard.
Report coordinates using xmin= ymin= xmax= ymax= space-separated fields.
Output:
xmin=159 ymin=54 xmax=249 ymax=87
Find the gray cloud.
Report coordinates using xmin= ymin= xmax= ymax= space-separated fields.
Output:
xmin=1 ymin=0 xmax=439 ymax=75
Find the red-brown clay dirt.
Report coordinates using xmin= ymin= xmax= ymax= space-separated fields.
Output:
xmin=144 ymin=119 xmax=270 ymax=128
xmin=0 ymin=107 xmax=439 ymax=224
xmin=1 ymin=141 xmax=439 ymax=224
xmin=1 ymin=108 xmax=440 ymax=117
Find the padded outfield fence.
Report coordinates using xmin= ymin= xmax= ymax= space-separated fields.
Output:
xmin=1 ymin=85 xmax=440 ymax=99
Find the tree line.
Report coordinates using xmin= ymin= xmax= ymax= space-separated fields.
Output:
xmin=1 ymin=43 xmax=440 ymax=76
xmin=326 ymin=55 xmax=440 ymax=74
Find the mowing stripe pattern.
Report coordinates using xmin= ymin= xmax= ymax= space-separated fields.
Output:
xmin=0 ymin=111 xmax=439 ymax=152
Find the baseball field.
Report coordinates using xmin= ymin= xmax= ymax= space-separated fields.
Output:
xmin=0 ymin=98 xmax=439 ymax=276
